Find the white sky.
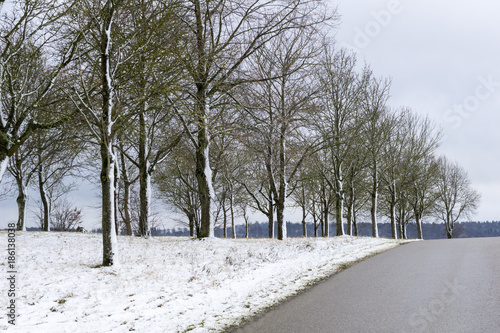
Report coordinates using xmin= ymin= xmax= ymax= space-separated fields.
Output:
xmin=1 ymin=0 xmax=499 ymax=229
xmin=332 ymin=0 xmax=500 ymax=222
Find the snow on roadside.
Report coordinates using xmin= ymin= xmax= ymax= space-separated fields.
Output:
xmin=0 ymin=232 xmax=404 ymax=332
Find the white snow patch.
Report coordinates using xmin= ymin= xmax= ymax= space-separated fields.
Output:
xmin=0 ymin=232 xmax=405 ymax=332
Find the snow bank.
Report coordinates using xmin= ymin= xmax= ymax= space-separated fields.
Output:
xmin=0 ymin=232 xmax=402 ymax=332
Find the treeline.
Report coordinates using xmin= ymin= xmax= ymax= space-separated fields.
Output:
xmin=86 ymin=221 xmax=500 ymax=239
xmin=0 ymin=0 xmax=480 ymax=266
xmin=24 ymin=221 xmax=500 ymax=239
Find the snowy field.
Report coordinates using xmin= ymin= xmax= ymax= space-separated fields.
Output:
xmin=1 ymin=232 xmax=404 ymax=332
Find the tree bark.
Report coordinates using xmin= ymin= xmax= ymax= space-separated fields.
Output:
xmin=276 ymin=123 xmax=287 ymax=240
xmin=353 ymin=208 xmax=358 ymax=236
xmin=100 ymin=142 xmax=118 ymax=266
xmin=415 ymin=212 xmax=423 ymax=240
xmin=196 ymin=108 xmax=214 ymax=238
xmin=0 ymin=156 xmax=7 ymax=184
xmin=38 ymin=165 xmax=50 ymax=231
xmin=138 ymin=110 xmax=152 ymax=237
xmin=119 ymin=150 xmax=133 ymax=236
xmin=346 ymin=181 xmax=354 ymax=236
xmin=100 ymin=1 xmax=118 ymax=266
xmin=370 ymin=164 xmax=379 ymax=238
xmin=322 ymin=183 xmax=329 ymax=237
xmin=188 ymin=213 xmax=195 ymax=237
xmin=16 ymin=180 xmax=27 ymax=232
xmin=334 ymin=157 xmax=344 ymax=236
xmin=390 ymin=183 xmax=397 ymax=239
xmin=230 ymin=191 xmax=236 ymax=239
xmin=301 ymin=194 xmax=307 ymax=237
xmin=114 ymin=160 xmax=119 ymax=235
xmin=222 ymin=195 xmax=227 ymax=238
xmin=268 ymin=194 xmax=274 ymax=238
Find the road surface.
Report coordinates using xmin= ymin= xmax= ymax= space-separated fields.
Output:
xmin=232 ymin=237 xmax=500 ymax=333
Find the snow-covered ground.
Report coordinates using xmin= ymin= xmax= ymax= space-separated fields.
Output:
xmin=1 ymin=232 xmax=405 ymax=332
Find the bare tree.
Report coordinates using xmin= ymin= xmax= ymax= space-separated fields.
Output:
xmin=401 ymin=112 xmax=441 ymax=239
xmin=50 ymin=199 xmax=84 ymax=231
xmin=34 ymin=124 xmax=82 ymax=232
xmin=361 ymin=75 xmax=392 ymax=238
xmin=434 ymin=156 xmax=480 ymax=239
xmin=316 ymin=48 xmax=368 ymax=236
xmin=67 ymin=0 xmax=129 ymax=266
xmin=239 ymin=24 xmax=326 ymax=239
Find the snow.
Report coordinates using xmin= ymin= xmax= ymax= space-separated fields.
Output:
xmin=0 ymin=232 xmax=405 ymax=332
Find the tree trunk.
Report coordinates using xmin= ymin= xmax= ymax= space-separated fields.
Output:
xmin=371 ymin=165 xmax=379 ymax=238
xmin=188 ymin=213 xmax=195 ymax=237
xmin=114 ymin=160 xmax=119 ymax=235
xmin=222 ymin=196 xmax=227 ymax=238
xmin=323 ymin=197 xmax=329 ymax=238
xmin=353 ymin=208 xmax=358 ymax=237
xmin=38 ymin=165 xmax=50 ymax=231
xmin=335 ymin=164 xmax=345 ymax=236
xmin=319 ymin=214 xmax=323 ymax=237
xmin=268 ymin=195 xmax=274 ymax=238
xmin=0 ymin=155 xmax=7 ymax=184
xmin=276 ymin=124 xmax=287 ymax=240
xmin=138 ymin=111 xmax=151 ymax=237
xmin=346 ymin=203 xmax=352 ymax=236
xmin=301 ymin=202 xmax=307 ymax=238
xmin=346 ymin=182 xmax=354 ymax=236
xmin=276 ymin=197 xmax=286 ymax=240
xmin=322 ymin=182 xmax=329 ymax=237
xmin=446 ymin=216 xmax=454 ymax=239
xmin=415 ymin=212 xmax=423 ymax=240
xmin=100 ymin=1 xmax=118 ymax=266
xmin=243 ymin=207 xmax=249 ymax=239
xmin=390 ymin=184 xmax=397 ymax=239
xmin=230 ymin=191 xmax=236 ymax=239
xmin=16 ymin=180 xmax=27 ymax=232
xmin=196 ymin=103 xmax=214 ymax=238
xmin=446 ymin=229 xmax=453 ymax=239
xmin=100 ymin=142 xmax=118 ymax=266
xmin=120 ymin=150 xmax=133 ymax=236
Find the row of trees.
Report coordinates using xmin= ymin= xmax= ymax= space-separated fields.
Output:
xmin=0 ymin=0 xmax=479 ymax=266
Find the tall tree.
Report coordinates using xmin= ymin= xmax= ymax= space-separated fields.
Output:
xmin=68 ymin=0 xmax=129 ymax=266
xmin=116 ymin=0 xmax=184 ymax=237
xmin=434 ymin=156 xmax=480 ymax=239
xmin=239 ymin=25 xmax=326 ymax=239
xmin=361 ymin=75 xmax=391 ymax=238
xmin=34 ymin=124 xmax=82 ymax=232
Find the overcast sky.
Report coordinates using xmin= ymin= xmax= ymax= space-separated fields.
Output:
xmin=1 ymin=0 xmax=498 ymax=229
xmin=332 ymin=0 xmax=500 ymax=222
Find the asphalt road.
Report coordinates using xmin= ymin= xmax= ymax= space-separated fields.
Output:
xmin=231 ymin=237 xmax=500 ymax=333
